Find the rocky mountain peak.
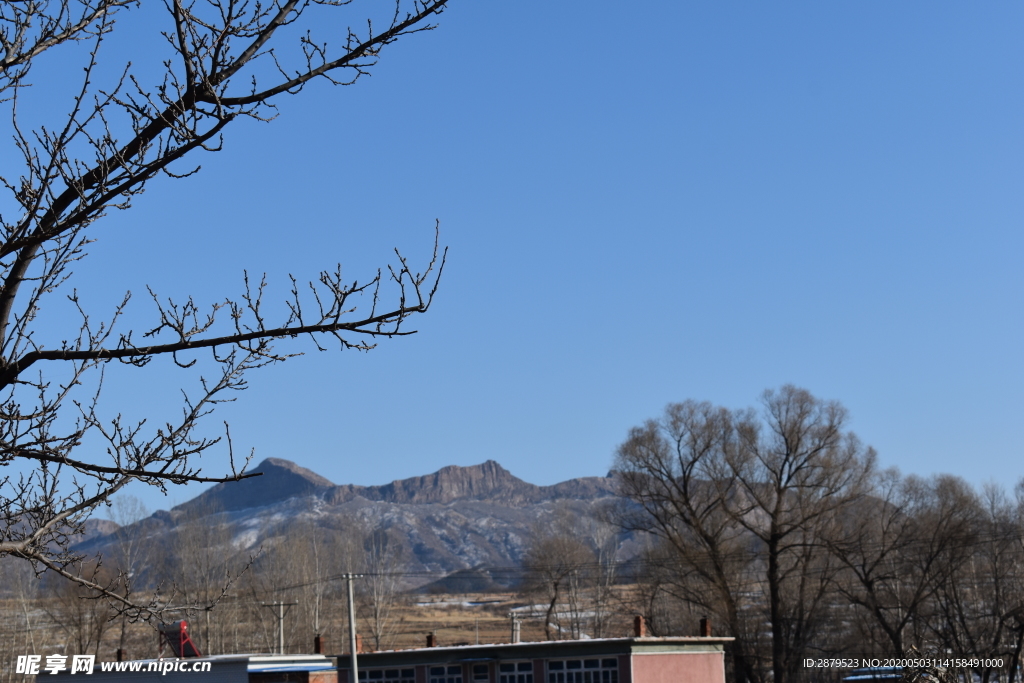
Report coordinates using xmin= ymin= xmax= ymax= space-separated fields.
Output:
xmin=324 ymin=459 xmax=538 ymax=505
xmin=257 ymin=457 xmax=335 ymax=487
xmin=384 ymin=459 xmax=528 ymax=503
xmin=173 ymin=457 xmax=335 ymax=515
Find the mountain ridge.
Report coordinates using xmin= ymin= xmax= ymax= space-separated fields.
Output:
xmin=173 ymin=458 xmax=618 ymax=514
xmin=78 ymin=458 xmax=630 ymax=585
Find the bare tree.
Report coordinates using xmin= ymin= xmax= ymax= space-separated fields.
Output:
xmin=625 ymin=538 xmax=705 ymax=638
xmin=1007 ymin=481 xmax=1024 ymax=683
xmin=825 ymin=471 xmax=980 ymax=657
xmin=521 ymin=511 xmax=596 ymax=641
xmin=925 ymin=483 xmax=1024 ymax=683
xmin=0 ymin=0 xmax=450 ymax=611
xmin=587 ymin=519 xmax=619 ymax=639
xmin=296 ymin=506 xmax=336 ymax=649
xmin=42 ymin=559 xmax=118 ymax=656
xmin=361 ymin=526 xmax=404 ymax=651
xmin=615 ymin=398 xmax=768 ymax=683
xmin=0 ymin=555 xmax=43 ymax=680
xmin=169 ymin=501 xmax=253 ymax=653
xmin=109 ymin=495 xmax=151 ymax=656
xmin=615 ymin=387 xmax=876 ymax=683
xmin=724 ymin=387 xmax=875 ymax=683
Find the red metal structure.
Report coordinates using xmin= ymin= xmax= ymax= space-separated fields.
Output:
xmin=157 ymin=620 xmax=202 ymax=658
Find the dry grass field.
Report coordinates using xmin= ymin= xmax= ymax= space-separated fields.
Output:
xmin=377 ymin=589 xmax=642 ymax=652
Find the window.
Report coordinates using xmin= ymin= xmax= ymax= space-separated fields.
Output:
xmin=499 ymin=662 xmax=533 ymax=683
xmin=430 ymin=665 xmax=464 ymax=683
xmin=359 ymin=671 xmax=415 ymax=683
xmin=547 ymin=660 xmax=617 ymax=683
xmin=473 ymin=665 xmax=489 ymax=683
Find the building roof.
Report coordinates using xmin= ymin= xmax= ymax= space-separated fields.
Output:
xmin=246 ymin=655 xmax=336 ymax=673
xmin=336 ymin=637 xmax=733 ymax=667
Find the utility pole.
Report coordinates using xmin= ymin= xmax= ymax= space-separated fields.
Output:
xmin=345 ymin=573 xmax=364 ymax=683
xmin=261 ymin=601 xmax=298 ymax=654
xmin=508 ymin=612 xmax=521 ymax=644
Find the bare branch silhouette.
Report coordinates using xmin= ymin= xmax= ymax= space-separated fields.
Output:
xmin=0 ymin=0 xmax=451 ymax=615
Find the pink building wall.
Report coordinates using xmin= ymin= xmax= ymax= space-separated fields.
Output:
xmin=629 ymin=652 xmax=725 ymax=683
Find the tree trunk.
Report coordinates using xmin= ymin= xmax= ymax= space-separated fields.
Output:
xmin=768 ymin=538 xmax=785 ymax=683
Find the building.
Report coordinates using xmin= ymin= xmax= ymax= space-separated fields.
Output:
xmin=48 ymin=621 xmax=728 ymax=683
xmin=338 ymin=634 xmax=732 ymax=683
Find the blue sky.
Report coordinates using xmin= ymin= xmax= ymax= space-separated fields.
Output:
xmin=19 ymin=1 xmax=1024 ymax=504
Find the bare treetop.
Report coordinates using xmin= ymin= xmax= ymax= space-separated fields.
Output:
xmin=0 ymin=0 xmax=451 ymax=616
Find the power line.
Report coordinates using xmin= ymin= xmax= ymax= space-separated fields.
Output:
xmin=260 ymin=601 xmax=297 ymax=654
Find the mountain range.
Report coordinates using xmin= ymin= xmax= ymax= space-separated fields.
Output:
xmin=77 ymin=458 xmax=634 ymax=589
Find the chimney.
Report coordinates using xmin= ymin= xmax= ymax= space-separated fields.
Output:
xmin=633 ymin=615 xmax=646 ymax=638
xmin=116 ymin=649 xmax=124 ymax=662
xmin=426 ymin=633 xmax=437 ymax=648
xmin=314 ymin=635 xmax=324 ymax=654
xmin=356 ymin=634 xmax=364 ymax=654
xmin=700 ymin=617 xmax=712 ymax=637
